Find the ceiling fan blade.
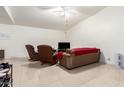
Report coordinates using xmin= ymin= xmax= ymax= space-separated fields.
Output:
xmin=54 ymin=11 xmax=64 ymax=12
xmin=38 ymin=6 xmax=58 ymax=10
xmin=70 ymin=12 xmax=77 ymax=15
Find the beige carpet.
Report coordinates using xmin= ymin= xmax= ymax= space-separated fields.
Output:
xmin=1 ymin=58 xmax=124 ymax=87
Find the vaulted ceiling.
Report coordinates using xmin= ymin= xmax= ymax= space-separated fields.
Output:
xmin=0 ymin=6 xmax=106 ymax=30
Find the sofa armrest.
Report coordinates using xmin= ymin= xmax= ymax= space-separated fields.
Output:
xmin=63 ymin=53 xmax=71 ymax=57
xmin=66 ymin=49 xmax=72 ymax=54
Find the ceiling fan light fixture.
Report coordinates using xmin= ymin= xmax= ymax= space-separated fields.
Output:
xmin=49 ymin=6 xmax=72 ymax=26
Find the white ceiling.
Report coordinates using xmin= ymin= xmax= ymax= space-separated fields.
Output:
xmin=0 ymin=6 xmax=106 ymax=31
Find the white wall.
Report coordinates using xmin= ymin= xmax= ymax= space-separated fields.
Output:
xmin=0 ymin=24 xmax=65 ymax=58
xmin=66 ymin=6 xmax=124 ymax=64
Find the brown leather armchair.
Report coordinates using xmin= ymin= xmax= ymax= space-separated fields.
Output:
xmin=25 ymin=45 xmax=40 ymax=61
xmin=37 ymin=45 xmax=57 ymax=65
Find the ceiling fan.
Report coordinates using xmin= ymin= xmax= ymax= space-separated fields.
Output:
xmin=39 ymin=6 xmax=78 ymax=26
xmin=53 ymin=6 xmax=78 ymax=26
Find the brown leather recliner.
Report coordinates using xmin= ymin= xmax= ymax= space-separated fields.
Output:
xmin=25 ymin=45 xmax=40 ymax=61
xmin=37 ymin=45 xmax=57 ymax=65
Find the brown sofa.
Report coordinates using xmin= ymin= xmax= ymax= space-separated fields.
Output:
xmin=37 ymin=45 xmax=57 ymax=65
xmin=25 ymin=45 xmax=40 ymax=61
xmin=59 ymin=48 xmax=100 ymax=69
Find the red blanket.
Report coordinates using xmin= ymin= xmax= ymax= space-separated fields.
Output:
xmin=57 ymin=52 xmax=63 ymax=60
xmin=72 ymin=48 xmax=100 ymax=56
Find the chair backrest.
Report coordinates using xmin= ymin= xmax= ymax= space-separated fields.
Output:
xmin=25 ymin=44 xmax=36 ymax=58
xmin=37 ymin=45 xmax=54 ymax=63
